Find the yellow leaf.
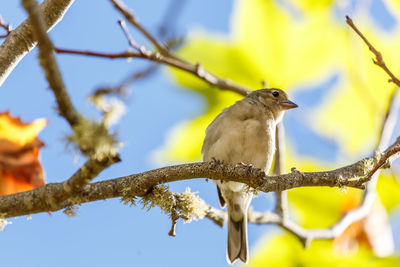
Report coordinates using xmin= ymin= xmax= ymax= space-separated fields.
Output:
xmin=233 ymin=0 xmax=347 ymax=88
xmin=154 ymin=90 xmax=242 ymax=162
xmin=290 ymin=0 xmax=335 ymax=12
xmin=0 ymin=112 xmax=46 ymax=146
xmin=377 ymin=172 xmax=400 ymax=212
xmin=315 ymin=25 xmax=400 ymax=155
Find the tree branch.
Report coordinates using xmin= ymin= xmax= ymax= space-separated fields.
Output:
xmin=22 ymin=0 xmax=120 ymax=205
xmin=53 ymin=0 xmax=250 ymax=96
xmin=117 ymin=19 xmax=144 ymax=53
xmin=100 ymin=0 xmax=186 ymax=94
xmin=54 ymin=46 xmax=250 ymax=96
xmin=273 ymin=123 xmax=288 ymax=219
xmin=0 ymin=0 xmax=75 ymax=87
xmin=110 ymin=0 xmax=170 ymax=55
xmin=261 ymin=16 xmax=400 ymax=246
xmin=111 ymin=0 xmax=249 ymax=96
xmin=271 ymin=86 xmax=400 ymax=247
xmin=0 ymin=15 xmax=12 ymax=39
xmin=3 ymin=5 xmax=399 ymax=250
xmin=346 ymin=16 xmax=400 ymax=87
xmin=22 ymin=0 xmax=81 ymax=128
xmin=0 ymin=136 xmax=399 ymax=219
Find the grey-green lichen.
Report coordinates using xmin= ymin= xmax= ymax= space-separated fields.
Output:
xmin=244 ymin=184 xmax=259 ymax=196
xmin=89 ymin=92 xmax=126 ymax=128
xmin=123 ymin=185 xmax=208 ymax=223
xmin=120 ymin=187 xmax=137 ymax=207
xmin=0 ymin=218 xmax=12 ymax=231
xmin=66 ymin=118 xmax=119 ymax=160
xmin=358 ymin=157 xmax=377 ymax=173
xmin=63 ymin=206 xmax=78 ymax=217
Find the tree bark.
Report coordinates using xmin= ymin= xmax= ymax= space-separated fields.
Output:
xmin=0 ymin=0 xmax=75 ymax=87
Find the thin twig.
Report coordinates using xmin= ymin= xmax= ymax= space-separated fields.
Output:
xmin=92 ymin=65 xmax=157 ymax=98
xmin=288 ymin=17 xmax=400 ymax=244
xmin=273 ymin=123 xmax=288 ymax=219
xmin=110 ymin=0 xmax=169 ymax=55
xmin=117 ymin=19 xmax=144 ymax=53
xmin=314 ymin=96 xmax=400 ymax=241
xmin=271 ymin=16 xmax=400 ymax=246
xmin=54 ymin=47 xmax=250 ymax=96
xmin=111 ymin=0 xmax=250 ymax=95
xmin=54 ymin=47 xmax=137 ymax=58
xmin=0 ymin=15 xmax=12 ymax=38
xmin=346 ymin=16 xmax=400 ymax=87
xmin=104 ymin=0 xmax=186 ymax=93
xmin=54 ymin=0 xmax=250 ymax=96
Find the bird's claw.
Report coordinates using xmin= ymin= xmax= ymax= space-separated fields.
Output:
xmin=211 ymin=157 xmax=220 ymax=164
xmin=211 ymin=157 xmax=224 ymax=165
xmin=211 ymin=157 xmax=225 ymax=169
xmin=236 ymin=162 xmax=254 ymax=175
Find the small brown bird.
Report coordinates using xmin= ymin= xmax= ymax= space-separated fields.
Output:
xmin=202 ymin=88 xmax=297 ymax=264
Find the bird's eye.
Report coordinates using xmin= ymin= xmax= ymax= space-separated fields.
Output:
xmin=272 ymin=91 xmax=279 ymax=97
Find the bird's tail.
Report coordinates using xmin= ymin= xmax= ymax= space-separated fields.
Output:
xmin=227 ymin=214 xmax=248 ymax=264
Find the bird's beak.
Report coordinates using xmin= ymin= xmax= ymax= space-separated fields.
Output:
xmin=280 ymin=100 xmax=298 ymax=110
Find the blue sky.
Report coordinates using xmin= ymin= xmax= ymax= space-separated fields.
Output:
xmin=1 ymin=0 xmax=399 ymax=267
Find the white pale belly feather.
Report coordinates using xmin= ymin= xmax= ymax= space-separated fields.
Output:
xmin=217 ymin=180 xmax=247 ymax=192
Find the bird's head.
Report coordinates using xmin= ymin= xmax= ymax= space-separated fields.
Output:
xmin=249 ymin=88 xmax=298 ymax=122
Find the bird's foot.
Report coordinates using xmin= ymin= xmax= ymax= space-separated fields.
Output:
xmin=211 ymin=157 xmax=224 ymax=165
xmin=236 ymin=162 xmax=254 ymax=175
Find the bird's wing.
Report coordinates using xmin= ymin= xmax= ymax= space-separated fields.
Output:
xmin=216 ymin=184 xmax=226 ymax=208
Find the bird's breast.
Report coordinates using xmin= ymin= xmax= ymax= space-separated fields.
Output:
xmin=202 ymin=106 xmax=276 ymax=172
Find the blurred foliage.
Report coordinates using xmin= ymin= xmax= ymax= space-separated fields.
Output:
xmin=0 ymin=112 xmax=46 ymax=195
xmin=162 ymin=0 xmax=400 ymax=161
xmin=249 ymin=234 xmax=400 ymax=267
xmin=288 ymin=172 xmax=400 ymax=228
xmin=161 ymin=0 xmax=400 ymax=265
xmin=0 ymin=112 xmax=46 ymax=146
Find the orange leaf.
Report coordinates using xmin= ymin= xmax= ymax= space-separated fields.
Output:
xmin=333 ymin=199 xmax=394 ymax=257
xmin=0 ymin=112 xmax=46 ymax=195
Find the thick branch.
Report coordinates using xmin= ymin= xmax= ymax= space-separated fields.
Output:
xmin=1 ymin=138 xmax=399 ymax=218
xmin=22 ymin=0 xmax=120 ymax=203
xmin=44 ymin=157 xmax=119 ymax=211
xmin=0 ymin=0 xmax=74 ymax=87
xmin=22 ymin=0 xmax=81 ymax=127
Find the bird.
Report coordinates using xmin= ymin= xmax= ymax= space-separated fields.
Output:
xmin=201 ymin=88 xmax=298 ymax=264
